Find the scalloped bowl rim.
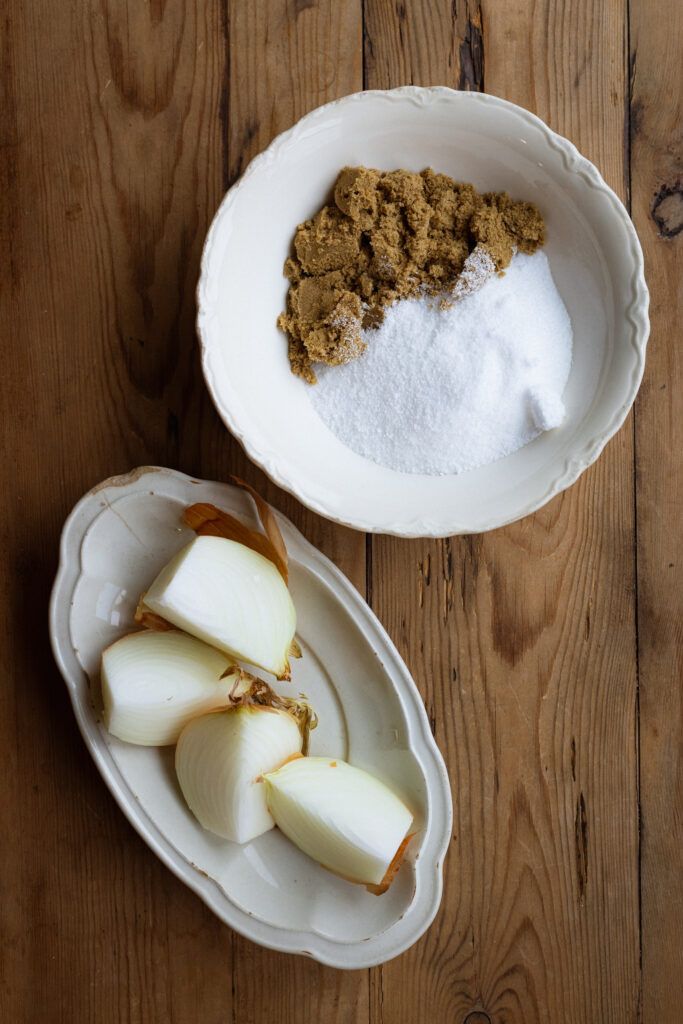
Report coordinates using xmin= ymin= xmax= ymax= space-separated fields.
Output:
xmin=48 ymin=466 xmax=453 ymax=968
xmin=196 ymin=86 xmax=649 ymax=537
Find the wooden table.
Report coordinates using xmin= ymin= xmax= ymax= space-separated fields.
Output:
xmin=2 ymin=1 xmax=680 ymax=1021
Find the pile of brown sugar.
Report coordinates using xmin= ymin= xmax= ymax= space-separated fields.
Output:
xmin=277 ymin=166 xmax=545 ymax=383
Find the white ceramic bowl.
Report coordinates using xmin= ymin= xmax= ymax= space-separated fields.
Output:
xmin=197 ymin=87 xmax=648 ymax=537
xmin=49 ymin=467 xmax=452 ymax=968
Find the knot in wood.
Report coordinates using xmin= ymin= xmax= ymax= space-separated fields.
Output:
xmin=651 ymin=185 xmax=683 ymax=238
xmin=463 ymin=1012 xmax=492 ymax=1024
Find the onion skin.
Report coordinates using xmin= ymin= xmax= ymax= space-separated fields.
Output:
xmin=265 ymin=757 xmax=414 ymax=890
xmin=101 ymin=630 xmax=238 ymax=746
xmin=183 ymin=492 xmax=288 ymax=584
xmin=176 ymin=706 xmax=303 ymax=843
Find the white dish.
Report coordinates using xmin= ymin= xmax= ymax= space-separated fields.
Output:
xmin=197 ymin=86 xmax=649 ymax=537
xmin=49 ymin=467 xmax=452 ymax=968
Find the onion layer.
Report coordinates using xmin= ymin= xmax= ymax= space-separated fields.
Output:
xmin=101 ymin=630 xmax=238 ymax=746
xmin=176 ymin=706 xmax=302 ymax=843
xmin=265 ymin=757 xmax=414 ymax=890
xmin=139 ymin=535 xmax=296 ymax=679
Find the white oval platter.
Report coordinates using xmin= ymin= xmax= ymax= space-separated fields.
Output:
xmin=197 ymin=86 xmax=649 ymax=537
xmin=49 ymin=466 xmax=452 ymax=968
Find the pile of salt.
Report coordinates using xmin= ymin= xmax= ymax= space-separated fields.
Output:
xmin=309 ymin=250 xmax=573 ymax=476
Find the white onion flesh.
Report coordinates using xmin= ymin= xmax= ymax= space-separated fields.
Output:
xmin=142 ymin=536 xmax=296 ymax=679
xmin=176 ymin=707 xmax=302 ymax=843
xmin=101 ymin=630 xmax=238 ymax=746
xmin=265 ymin=757 xmax=413 ymax=887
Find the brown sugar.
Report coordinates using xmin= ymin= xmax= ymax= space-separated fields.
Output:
xmin=277 ymin=166 xmax=545 ymax=383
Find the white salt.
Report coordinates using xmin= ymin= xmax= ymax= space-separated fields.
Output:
xmin=309 ymin=250 xmax=573 ymax=475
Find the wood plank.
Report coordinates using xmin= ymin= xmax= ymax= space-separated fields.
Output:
xmin=0 ymin=2 xmax=235 ymax=1020
xmin=224 ymin=2 xmax=369 ymax=1021
xmin=203 ymin=0 xmax=366 ymax=590
xmin=629 ymin=1 xmax=683 ymax=1020
xmin=363 ymin=1 xmax=640 ymax=1021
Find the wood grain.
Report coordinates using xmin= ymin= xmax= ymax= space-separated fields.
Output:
xmin=0 ymin=2 xmax=236 ymax=1020
xmin=1 ymin=0 xmax=680 ymax=1020
xmin=0 ymin=0 xmax=367 ymax=1018
xmin=216 ymin=0 xmax=366 ymax=592
xmin=630 ymin=1 xmax=683 ymax=1021
xmin=364 ymin=2 xmax=640 ymax=1021
xmin=224 ymin=2 xmax=368 ymax=1020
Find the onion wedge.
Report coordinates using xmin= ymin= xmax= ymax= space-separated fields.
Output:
xmin=101 ymin=630 xmax=239 ymax=746
xmin=138 ymin=535 xmax=296 ymax=679
xmin=264 ymin=757 xmax=414 ymax=892
xmin=175 ymin=677 xmax=314 ymax=843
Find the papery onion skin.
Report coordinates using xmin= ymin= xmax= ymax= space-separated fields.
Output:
xmin=176 ymin=706 xmax=303 ymax=843
xmin=141 ymin=536 xmax=296 ymax=679
xmin=101 ymin=630 xmax=238 ymax=746
xmin=184 ymin=490 xmax=288 ymax=584
xmin=265 ymin=757 xmax=413 ymax=888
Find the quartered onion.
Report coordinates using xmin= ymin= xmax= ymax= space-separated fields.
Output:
xmin=265 ymin=757 xmax=414 ymax=892
xmin=101 ymin=630 xmax=238 ymax=746
xmin=176 ymin=706 xmax=303 ymax=843
xmin=139 ymin=535 xmax=297 ymax=679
